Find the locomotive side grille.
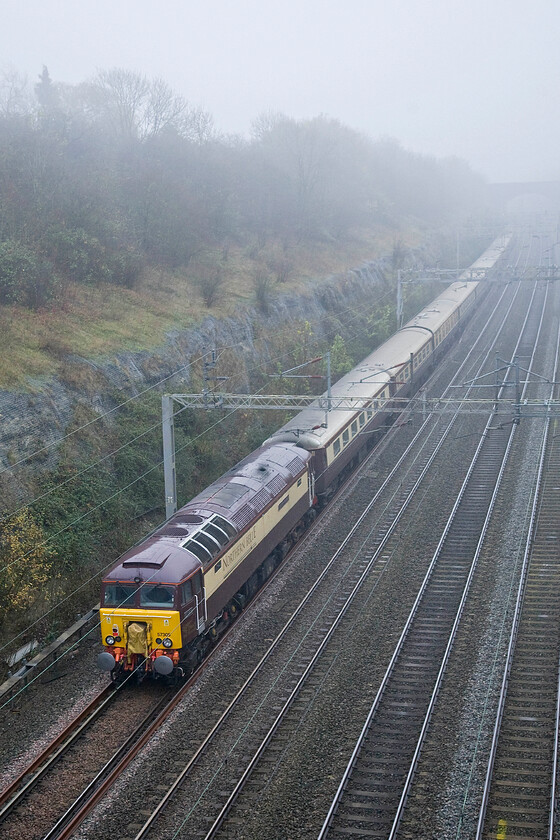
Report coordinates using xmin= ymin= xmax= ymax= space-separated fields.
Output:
xmin=248 ymin=487 xmax=273 ymax=512
xmin=286 ymin=456 xmax=306 ymax=476
xmin=267 ymin=475 xmax=286 ymax=495
xmin=232 ymin=504 xmax=257 ymax=530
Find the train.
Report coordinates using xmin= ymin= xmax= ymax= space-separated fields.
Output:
xmin=97 ymin=235 xmax=510 ymax=683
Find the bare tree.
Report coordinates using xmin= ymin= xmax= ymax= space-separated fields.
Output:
xmin=92 ymin=68 xmax=150 ymax=139
xmin=142 ymin=77 xmax=188 ymax=139
xmin=181 ymin=105 xmax=214 ymax=144
xmin=86 ymin=69 xmax=205 ymax=143
xmin=0 ymin=68 xmax=31 ymax=117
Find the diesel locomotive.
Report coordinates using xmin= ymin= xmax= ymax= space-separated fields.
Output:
xmin=98 ymin=236 xmax=509 ymax=683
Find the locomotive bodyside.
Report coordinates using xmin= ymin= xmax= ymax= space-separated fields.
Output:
xmin=98 ymin=443 xmax=312 ymax=681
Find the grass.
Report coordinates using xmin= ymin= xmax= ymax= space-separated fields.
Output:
xmin=0 ymin=225 xmax=422 ymax=390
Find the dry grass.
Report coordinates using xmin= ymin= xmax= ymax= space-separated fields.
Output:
xmin=0 ymin=226 xmax=421 ymax=389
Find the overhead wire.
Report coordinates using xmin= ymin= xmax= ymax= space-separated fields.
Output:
xmin=1 ymin=277 xmax=407 ymax=588
xmin=0 ymin=274 xmax=393 ymax=481
xmin=0 ymin=385 xmax=279 ymax=700
xmin=0 ymin=282 xmax=394 ymax=523
xmin=0 ymin=276 xmax=402 ymax=671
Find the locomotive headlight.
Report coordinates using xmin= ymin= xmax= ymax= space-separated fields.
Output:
xmin=162 ymin=638 xmax=173 ymax=648
xmin=105 ymin=635 xmax=115 ymax=646
xmin=156 ymin=637 xmax=162 ymax=645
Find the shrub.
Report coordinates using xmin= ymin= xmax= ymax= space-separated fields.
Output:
xmin=194 ymin=264 xmax=225 ymax=307
xmin=0 ymin=508 xmax=56 ymax=630
xmin=253 ymin=269 xmax=274 ymax=314
xmin=109 ymin=248 xmax=143 ymax=288
xmin=47 ymin=227 xmax=109 ymax=284
xmin=0 ymin=239 xmax=57 ymax=307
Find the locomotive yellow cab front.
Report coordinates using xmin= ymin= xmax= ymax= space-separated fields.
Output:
xmin=99 ymin=607 xmax=183 ymax=679
xmin=98 ymin=578 xmax=185 ymax=680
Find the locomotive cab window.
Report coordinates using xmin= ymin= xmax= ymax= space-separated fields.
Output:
xmin=103 ymin=583 xmax=137 ymax=607
xmin=180 ymin=573 xmax=202 ymax=602
xmin=140 ymin=584 xmax=175 ymax=608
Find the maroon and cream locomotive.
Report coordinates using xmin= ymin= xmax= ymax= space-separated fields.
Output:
xmin=98 ymin=442 xmax=313 ymax=682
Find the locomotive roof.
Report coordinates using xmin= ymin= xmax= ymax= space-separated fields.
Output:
xmin=104 ymin=442 xmax=310 ymax=585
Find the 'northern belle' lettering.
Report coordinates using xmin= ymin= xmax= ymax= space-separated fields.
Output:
xmin=222 ymin=525 xmax=258 ymax=571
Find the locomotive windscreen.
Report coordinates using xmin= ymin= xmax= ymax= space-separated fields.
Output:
xmin=103 ymin=583 xmax=137 ymax=607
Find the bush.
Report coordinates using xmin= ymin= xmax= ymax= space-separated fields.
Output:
xmin=253 ymin=269 xmax=274 ymax=314
xmin=0 ymin=508 xmax=56 ymax=631
xmin=47 ymin=227 xmax=109 ymax=284
xmin=109 ymin=248 xmax=143 ymax=288
xmin=193 ymin=263 xmax=225 ymax=307
xmin=0 ymin=239 xmax=57 ymax=307
xmin=45 ymin=227 xmax=143 ymax=289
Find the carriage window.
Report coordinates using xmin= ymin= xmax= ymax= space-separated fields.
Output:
xmin=333 ymin=438 xmax=341 ymax=456
xmin=140 ymin=584 xmax=175 ymax=608
xmin=359 ymin=413 xmax=365 ymax=427
xmin=351 ymin=421 xmax=358 ymax=436
xmin=103 ymin=583 xmax=137 ymax=607
xmin=342 ymin=429 xmax=349 ymax=446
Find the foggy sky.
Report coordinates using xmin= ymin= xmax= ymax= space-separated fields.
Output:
xmin=2 ymin=0 xmax=558 ymax=183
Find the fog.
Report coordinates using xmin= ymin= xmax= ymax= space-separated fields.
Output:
xmin=2 ymin=0 xmax=558 ymax=183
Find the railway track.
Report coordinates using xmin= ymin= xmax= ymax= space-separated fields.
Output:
xmin=0 ymin=684 xmax=112 ymax=821
xmin=314 ymin=278 xmax=547 ymax=839
xmin=3 ymin=241 xmax=545 ymax=840
xmin=320 ymin=296 xmax=540 ymax=840
xmin=100 ymin=279 xmax=536 ymax=837
xmin=0 ymin=679 xmax=175 ymax=840
xmin=476 ymin=319 xmax=560 ymax=839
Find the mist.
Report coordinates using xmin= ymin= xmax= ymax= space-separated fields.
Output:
xmin=2 ymin=0 xmax=559 ymax=183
